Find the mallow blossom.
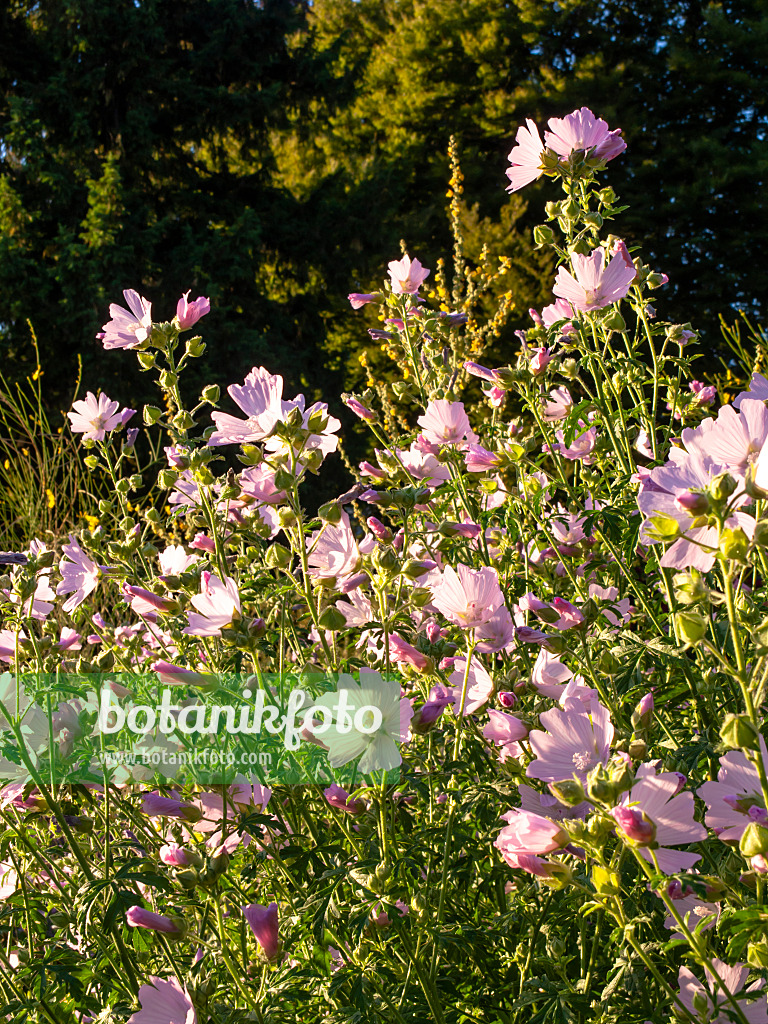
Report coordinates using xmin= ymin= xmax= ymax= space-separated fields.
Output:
xmin=527 ymin=700 xmax=613 ymax=786
xmin=176 ymin=291 xmax=210 ymax=329
xmin=416 ymin=400 xmax=478 ymax=446
xmin=544 ymin=107 xmax=626 ymax=163
xmin=430 ymin=564 xmax=504 ymax=629
xmin=127 ymin=976 xmax=197 ymax=1024
xmin=68 ymin=393 xmax=135 ymax=442
xmin=208 ymin=366 xmax=286 ymax=446
xmin=678 ymin=961 xmax=768 ymax=1024
xmin=387 ymin=254 xmax=430 ymax=295
xmin=99 ymin=289 xmax=152 ymax=349
xmin=553 ymin=247 xmax=636 ymax=313
xmin=183 ymin=572 xmax=241 ymax=637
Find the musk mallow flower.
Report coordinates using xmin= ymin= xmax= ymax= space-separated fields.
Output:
xmin=614 ymin=766 xmax=706 ymax=873
xmin=176 ymin=291 xmax=210 ymax=330
xmin=494 ymin=808 xmax=569 ymax=860
xmin=678 ymin=960 xmax=768 ymax=1024
xmin=99 ymin=289 xmax=152 ymax=349
xmin=541 ymin=386 xmax=574 ymax=422
xmin=698 ymin=741 xmax=768 ymax=844
xmin=243 ymin=902 xmax=280 ymax=961
xmin=430 ymin=564 xmax=504 ymax=629
xmin=505 ymin=119 xmax=547 ymax=192
xmin=127 ymin=976 xmax=197 ymax=1024
xmin=208 ymin=366 xmax=286 ymax=446
xmin=125 ymin=906 xmax=186 ymax=937
xmin=682 ymin=398 xmax=768 ymax=477
xmin=544 ymin=107 xmax=626 ymax=164
xmin=68 ymin=392 xmax=135 ymax=442
xmin=183 ymin=572 xmax=241 ymax=637
xmin=306 ymin=511 xmax=361 ymax=583
xmin=416 ymin=400 xmax=478 ymax=446
xmin=553 ymin=247 xmax=635 ymax=312
xmin=387 ymin=254 xmax=430 ymax=295
xmin=448 ymin=657 xmax=494 ymax=716
xmin=527 ymin=700 xmax=613 ymax=785
xmin=57 ymin=536 xmax=104 ymax=613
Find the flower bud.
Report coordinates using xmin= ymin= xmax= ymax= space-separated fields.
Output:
xmin=533 ymin=224 xmax=555 ymax=246
xmin=676 ymin=610 xmax=708 ymax=645
xmin=143 ymin=405 xmax=162 ymax=425
xmin=137 ymin=351 xmax=156 ymax=370
xmin=740 ymin=822 xmax=768 ymax=858
xmin=265 ymin=543 xmax=292 ymax=569
xmin=612 ymin=806 xmax=656 ymax=846
xmin=201 ymin=384 xmax=220 ymax=404
xmin=547 ymin=778 xmax=586 ymax=807
xmin=185 ymin=336 xmax=205 ymax=357
xmin=719 ymin=526 xmax=749 ymax=562
xmin=674 ymin=490 xmax=709 ymax=515
xmin=592 ymin=865 xmax=620 ymax=895
xmin=601 ymin=309 xmax=626 ymax=332
xmin=720 ymin=713 xmax=760 ymax=751
xmin=318 ymin=501 xmax=342 ymax=525
xmin=709 ymin=472 xmax=737 ymax=502
xmin=318 ymin=606 xmax=347 ymax=631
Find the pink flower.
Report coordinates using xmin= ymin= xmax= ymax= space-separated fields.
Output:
xmin=495 ymin=808 xmax=569 ymax=861
xmin=208 ymin=366 xmax=286 ymax=446
xmin=183 ymin=572 xmax=241 ymax=637
xmin=152 ymin=661 xmax=216 ymax=690
xmin=307 ymin=511 xmax=361 ymax=582
xmin=387 ymin=633 xmax=433 ymax=672
xmin=449 ymin=657 xmax=494 ymax=716
xmin=158 ymin=544 xmax=199 ymax=576
xmin=505 ymin=119 xmax=546 ymax=192
xmin=682 ymin=398 xmax=768 ymax=476
xmin=387 ymin=254 xmax=430 ymax=295
xmin=348 ymin=293 xmax=378 ymax=309
xmin=698 ymin=742 xmax=768 ymax=843
xmin=127 ymin=976 xmax=197 ymax=1024
xmin=159 ymin=844 xmax=202 ymax=868
xmin=615 ymin=766 xmax=706 ymax=873
xmin=343 ymin=396 xmax=376 ymax=421
xmin=530 ymin=348 xmax=551 ymax=375
xmin=243 ymin=902 xmax=280 ymax=960
xmin=541 ymin=386 xmax=573 ymax=422
xmin=735 ymin=373 xmax=768 ymax=409
xmin=431 ymin=564 xmax=504 ymax=629
xmin=140 ymin=793 xmax=202 ymax=822
xmin=396 ymin=444 xmax=451 ymax=487
xmin=551 ymin=421 xmax=597 ymax=462
xmin=678 ymin=960 xmax=767 ymax=1024
xmin=416 ymin=400 xmax=478 ymax=446
xmin=541 ymin=297 xmax=576 ymax=334
xmin=531 ymin=648 xmax=573 ymax=699
xmin=57 ymin=536 xmax=102 ymax=613
xmin=126 ymin=906 xmax=185 ymax=937
xmin=553 ymin=247 xmax=635 ymax=312
xmin=68 ymin=392 xmax=135 ymax=442
xmin=99 ymin=289 xmax=152 ymax=350
xmin=527 ymin=700 xmax=613 ymax=784
xmin=483 ymin=709 xmax=529 ymax=759
xmin=544 ymin=107 xmax=626 ymax=163
xmin=475 ymin=605 xmax=516 ymax=653
xmin=176 ymin=291 xmax=210 ymax=329
xmin=123 ymin=585 xmax=177 ymax=617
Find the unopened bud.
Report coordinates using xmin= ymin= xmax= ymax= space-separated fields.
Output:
xmin=547 ymin=778 xmax=585 ymax=807
xmin=143 ymin=405 xmax=162 ymax=425
xmin=720 ymin=526 xmax=749 ymax=562
xmin=318 ymin=606 xmax=347 ymax=631
xmin=318 ymin=501 xmax=342 ymax=525
xmin=740 ymin=822 xmax=768 ymax=858
xmin=676 ymin=610 xmax=708 ymax=645
xmin=720 ymin=713 xmax=760 ymax=751
xmin=709 ymin=472 xmax=737 ymax=502
xmin=533 ymin=224 xmax=555 ymax=246
xmin=592 ymin=864 xmax=620 ymax=895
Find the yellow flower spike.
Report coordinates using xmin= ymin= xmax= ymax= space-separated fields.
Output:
xmin=46 ymin=489 xmax=55 ymax=509
xmin=82 ymin=513 xmax=99 ymax=530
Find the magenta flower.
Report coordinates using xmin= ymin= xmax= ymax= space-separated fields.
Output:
xmin=99 ymin=289 xmax=152 ymax=350
xmin=544 ymin=107 xmax=626 ymax=163
xmin=57 ymin=536 xmax=102 ymax=613
xmin=431 ymin=564 xmax=504 ymax=629
xmin=553 ymin=247 xmax=635 ymax=313
xmin=615 ymin=767 xmax=706 ymax=873
xmin=416 ymin=400 xmax=478 ymax=446
xmin=209 ymin=366 xmax=286 ymax=446
xmin=505 ymin=118 xmax=546 ymax=192
xmin=176 ymin=291 xmax=210 ymax=330
xmin=387 ymin=633 xmax=433 ymax=673
xmin=127 ymin=976 xmax=197 ymax=1024
xmin=126 ymin=906 xmax=185 ymax=937
xmin=343 ymin=395 xmax=376 ymax=421
xmin=243 ymin=902 xmax=280 ymax=960
xmin=68 ymin=392 xmax=135 ymax=442
xmin=495 ymin=808 xmax=569 ymax=862
xmin=306 ymin=511 xmax=361 ymax=583
xmin=159 ymin=844 xmax=202 ymax=868
xmin=678 ymin=960 xmax=768 ymax=1024
xmin=530 ymin=348 xmax=551 ymax=375
xmin=387 ymin=254 xmax=430 ymax=295
xmin=183 ymin=572 xmax=241 ymax=637
xmin=527 ymin=700 xmax=613 ymax=785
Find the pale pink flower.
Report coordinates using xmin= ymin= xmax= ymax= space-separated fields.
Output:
xmin=541 ymin=297 xmax=576 ymax=334
xmin=531 ymin=648 xmax=573 ymax=699
xmin=208 ymin=366 xmax=286 ymax=446
xmin=494 ymin=808 xmax=568 ymax=861
xmin=57 ymin=536 xmax=101 ymax=613
xmin=505 ymin=118 xmax=546 ymax=191
xmin=553 ymin=247 xmax=635 ymax=312
xmin=615 ymin=766 xmax=706 ymax=873
xmin=176 ymin=291 xmax=210 ymax=329
xmin=127 ymin=976 xmax=197 ymax=1024
xmin=735 ymin=372 xmax=768 ymax=409
xmin=552 ymin=421 xmax=597 ymax=462
xmin=519 ymin=782 xmax=590 ymax=822
xmin=682 ymin=398 xmax=768 ymax=476
xmin=483 ymin=709 xmax=529 ymax=760
xmin=386 ymin=633 xmax=433 ymax=672
xmin=541 ymin=386 xmax=573 ymax=422
xmin=348 ymin=293 xmax=378 ymax=309
xmin=324 ymin=783 xmax=365 ymax=815
xmin=387 ymin=254 xmax=430 ymax=295
xmin=449 ymin=657 xmax=494 ymax=716
xmin=158 ymin=544 xmax=199 ymax=577
xmin=475 ymin=605 xmax=516 ymax=653
xmin=396 ymin=444 xmax=451 ymax=487
xmin=307 ymin=511 xmax=360 ymax=582
xmin=544 ymin=107 xmax=626 ymax=163
xmin=587 ymin=584 xmax=634 ymax=626
xmin=243 ymin=902 xmax=280 ymax=960
xmin=698 ymin=742 xmax=768 ymax=843
xmin=68 ymin=392 xmax=135 ymax=442
xmin=158 ymin=844 xmax=202 ymax=868
xmin=183 ymin=572 xmax=241 ymax=637
xmin=416 ymin=400 xmax=478 ymax=446
xmin=99 ymin=289 xmax=152 ymax=350
xmin=527 ymin=700 xmax=613 ymax=783
xmin=431 ymin=564 xmax=504 ymax=629
xmin=678 ymin=960 xmax=767 ymax=1024
xmin=238 ymin=464 xmax=286 ymax=505
xmin=530 ymin=348 xmax=551 ymax=375
xmin=335 ymin=588 xmax=374 ymax=628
